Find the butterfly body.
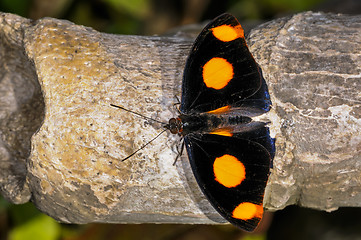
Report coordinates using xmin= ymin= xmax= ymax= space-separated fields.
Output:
xmin=168 ymin=112 xmax=252 ymax=136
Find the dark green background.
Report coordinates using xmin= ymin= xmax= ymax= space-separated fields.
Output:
xmin=1 ymin=0 xmax=361 ymax=239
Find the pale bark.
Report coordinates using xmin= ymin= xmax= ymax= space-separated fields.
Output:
xmin=0 ymin=11 xmax=360 ymax=224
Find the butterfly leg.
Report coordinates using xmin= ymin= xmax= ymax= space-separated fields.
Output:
xmin=173 ymin=95 xmax=181 ymax=114
xmin=172 ymin=139 xmax=185 ymax=166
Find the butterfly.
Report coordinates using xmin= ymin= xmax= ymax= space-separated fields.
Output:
xmin=111 ymin=13 xmax=275 ymax=232
xmin=166 ymin=13 xmax=275 ymax=232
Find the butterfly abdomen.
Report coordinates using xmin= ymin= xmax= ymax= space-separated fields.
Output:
xmin=227 ymin=115 xmax=252 ymax=125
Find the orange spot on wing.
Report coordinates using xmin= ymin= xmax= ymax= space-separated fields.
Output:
xmin=203 ymin=58 xmax=233 ymax=90
xmin=232 ymin=202 xmax=264 ymax=220
xmin=210 ymin=128 xmax=233 ymax=137
xmin=213 ymin=154 xmax=245 ymax=188
xmin=211 ymin=24 xmax=244 ymax=42
xmin=207 ymin=105 xmax=231 ymax=114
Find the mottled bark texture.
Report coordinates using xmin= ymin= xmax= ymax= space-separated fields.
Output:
xmin=0 ymin=11 xmax=360 ymax=224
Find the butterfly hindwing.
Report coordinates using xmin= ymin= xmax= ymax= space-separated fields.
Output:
xmin=184 ymin=130 xmax=272 ymax=232
xmin=181 ymin=13 xmax=263 ymax=114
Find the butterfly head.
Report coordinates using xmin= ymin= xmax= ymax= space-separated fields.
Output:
xmin=166 ymin=117 xmax=183 ymax=135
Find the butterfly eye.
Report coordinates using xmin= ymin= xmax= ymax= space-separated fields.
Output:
xmin=168 ymin=118 xmax=183 ymax=134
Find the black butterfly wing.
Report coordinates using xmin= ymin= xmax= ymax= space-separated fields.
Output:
xmin=180 ymin=13 xmax=275 ymax=231
xmin=184 ymin=129 xmax=273 ymax=232
xmin=181 ymin=13 xmax=270 ymax=114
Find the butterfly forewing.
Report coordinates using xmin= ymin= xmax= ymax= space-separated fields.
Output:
xmin=181 ymin=13 xmax=263 ymax=114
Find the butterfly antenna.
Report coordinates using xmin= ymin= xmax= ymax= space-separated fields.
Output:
xmin=110 ymin=104 xmax=167 ymax=125
xmin=121 ymin=128 xmax=168 ymax=161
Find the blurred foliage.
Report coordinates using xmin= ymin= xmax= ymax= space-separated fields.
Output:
xmin=8 ymin=214 xmax=60 ymax=240
xmin=0 ymin=197 xmax=10 ymax=212
xmin=0 ymin=0 xmax=328 ymax=34
xmin=104 ymin=0 xmax=151 ymax=17
xmin=243 ymin=235 xmax=266 ymax=240
xmin=0 ymin=195 xmax=268 ymax=240
xmin=0 ymin=0 xmax=358 ymax=239
xmin=229 ymin=0 xmax=324 ymax=19
xmin=0 ymin=0 xmax=31 ymax=16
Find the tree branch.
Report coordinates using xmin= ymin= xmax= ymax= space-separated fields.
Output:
xmin=0 ymin=11 xmax=360 ymax=224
